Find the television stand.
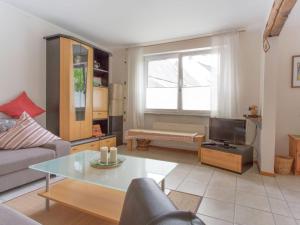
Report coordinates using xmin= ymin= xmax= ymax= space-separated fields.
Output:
xmin=199 ymin=143 xmax=253 ymax=174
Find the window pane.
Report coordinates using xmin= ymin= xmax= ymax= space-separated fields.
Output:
xmin=148 ymin=58 xmax=178 ymax=88
xmin=146 ymin=88 xmax=178 ymax=109
xmin=182 ymin=53 xmax=217 ymax=87
xmin=182 ymin=87 xmax=211 ymax=111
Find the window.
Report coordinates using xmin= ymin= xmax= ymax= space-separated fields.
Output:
xmin=145 ymin=50 xmax=217 ymax=114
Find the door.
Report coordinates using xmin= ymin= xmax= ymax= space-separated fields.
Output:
xmin=60 ymin=38 xmax=93 ymax=141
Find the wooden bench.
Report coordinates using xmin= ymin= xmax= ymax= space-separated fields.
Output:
xmin=125 ymin=129 xmax=205 ymax=151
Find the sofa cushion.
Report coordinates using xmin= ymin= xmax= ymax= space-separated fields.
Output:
xmin=0 ymin=119 xmax=16 ymax=133
xmin=0 ymin=147 xmax=55 ymax=176
xmin=0 ymin=112 xmax=60 ymax=150
xmin=0 ymin=91 xmax=45 ymax=118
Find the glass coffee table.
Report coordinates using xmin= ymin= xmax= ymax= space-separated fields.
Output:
xmin=30 ymin=150 xmax=177 ymax=223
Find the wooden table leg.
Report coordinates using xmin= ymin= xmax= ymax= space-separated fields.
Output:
xmin=127 ymin=139 xmax=133 ymax=151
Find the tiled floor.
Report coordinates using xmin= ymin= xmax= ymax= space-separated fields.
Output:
xmin=1 ymin=146 xmax=300 ymax=225
xmin=120 ymin=146 xmax=300 ymax=225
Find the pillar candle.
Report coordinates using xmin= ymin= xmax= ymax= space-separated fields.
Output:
xmin=110 ymin=147 xmax=118 ymax=163
xmin=100 ymin=146 xmax=109 ymax=164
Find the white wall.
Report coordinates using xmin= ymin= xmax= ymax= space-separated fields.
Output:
xmin=260 ymin=38 xmax=279 ymax=173
xmin=0 ymin=2 xmax=109 ymax=125
xmin=274 ymin=25 xmax=300 ymax=155
xmin=111 ymin=29 xmax=263 ymax=152
xmin=258 ymin=2 xmax=300 ymax=174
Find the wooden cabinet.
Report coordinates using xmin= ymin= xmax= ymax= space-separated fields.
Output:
xmin=201 ymin=147 xmax=242 ymax=173
xmin=70 ymin=141 xmax=100 ymax=154
xmin=93 ymin=111 xmax=108 ymax=120
xmin=93 ymin=87 xmax=108 ymax=111
xmin=99 ymin=137 xmax=116 ymax=148
xmin=288 ymin=134 xmax=300 ymax=175
xmin=60 ymin=38 xmax=93 ymax=141
xmin=46 ymin=35 xmax=93 ymax=141
xmin=45 ymin=34 xmax=119 ymax=146
xmin=200 ymin=145 xmax=253 ymax=174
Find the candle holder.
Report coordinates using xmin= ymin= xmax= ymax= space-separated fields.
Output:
xmin=90 ymin=147 xmax=124 ymax=169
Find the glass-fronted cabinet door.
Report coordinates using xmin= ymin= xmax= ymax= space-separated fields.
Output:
xmin=72 ymin=43 xmax=89 ymax=121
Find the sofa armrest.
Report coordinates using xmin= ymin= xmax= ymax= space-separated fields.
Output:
xmin=41 ymin=140 xmax=70 ymax=158
xmin=119 ymin=178 xmax=176 ymax=225
xmin=0 ymin=204 xmax=41 ymax=225
xmin=119 ymin=178 xmax=205 ymax=225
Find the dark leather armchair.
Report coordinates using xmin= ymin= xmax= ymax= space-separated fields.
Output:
xmin=119 ymin=178 xmax=205 ymax=225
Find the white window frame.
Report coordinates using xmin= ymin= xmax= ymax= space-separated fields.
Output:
xmin=144 ymin=49 xmax=213 ymax=116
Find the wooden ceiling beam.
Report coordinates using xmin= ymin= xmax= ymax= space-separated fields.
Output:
xmin=264 ymin=0 xmax=297 ymax=38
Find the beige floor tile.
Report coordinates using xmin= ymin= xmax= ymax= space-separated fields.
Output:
xmin=276 ymin=175 xmax=300 ymax=193
xmin=236 ymin=191 xmax=271 ymax=212
xmin=197 ymin=198 xmax=235 ymax=222
xmin=198 ymin=214 xmax=233 ymax=225
xmin=187 ymin=166 xmax=214 ymax=182
xmin=273 ymin=214 xmax=297 ymax=225
xmin=288 ymin=202 xmax=300 ymax=219
xmin=263 ymin=177 xmax=284 ymax=200
xmin=165 ymin=170 xmax=189 ymax=190
xmin=282 ymin=189 xmax=300 ymax=204
xmin=237 ymin=177 xmax=266 ymax=196
xmin=209 ymin=172 xmax=237 ymax=189
xmin=205 ymin=187 xmax=235 ymax=203
xmin=269 ymin=198 xmax=292 ymax=217
xmin=177 ymin=179 xmax=208 ymax=196
xmin=234 ymin=205 xmax=275 ymax=225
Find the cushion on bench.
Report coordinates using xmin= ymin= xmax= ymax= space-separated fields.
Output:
xmin=126 ymin=129 xmax=199 ymax=142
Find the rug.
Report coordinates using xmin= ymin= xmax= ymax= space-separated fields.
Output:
xmin=4 ymin=184 xmax=202 ymax=225
xmin=168 ymin=190 xmax=202 ymax=213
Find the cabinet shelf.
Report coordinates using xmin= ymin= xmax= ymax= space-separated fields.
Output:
xmin=94 ymin=68 xmax=109 ymax=73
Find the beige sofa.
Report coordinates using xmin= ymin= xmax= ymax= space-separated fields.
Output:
xmin=0 ymin=140 xmax=70 ymax=192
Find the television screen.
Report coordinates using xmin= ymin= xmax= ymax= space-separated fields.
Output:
xmin=209 ymin=118 xmax=246 ymax=145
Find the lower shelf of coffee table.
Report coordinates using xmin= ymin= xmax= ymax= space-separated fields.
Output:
xmin=38 ymin=179 xmax=125 ymax=224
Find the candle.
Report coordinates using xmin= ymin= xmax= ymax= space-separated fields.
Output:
xmin=100 ymin=146 xmax=108 ymax=164
xmin=110 ymin=147 xmax=118 ymax=163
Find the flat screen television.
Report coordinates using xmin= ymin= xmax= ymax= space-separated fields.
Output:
xmin=209 ymin=118 xmax=246 ymax=145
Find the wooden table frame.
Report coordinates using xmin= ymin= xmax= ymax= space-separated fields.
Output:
xmin=41 ymin=174 xmax=166 ymax=224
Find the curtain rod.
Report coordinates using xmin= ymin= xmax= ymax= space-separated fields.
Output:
xmin=128 ymin=28 xmax=246 ymax=49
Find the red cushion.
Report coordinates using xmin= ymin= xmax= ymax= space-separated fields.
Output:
xmin=0 ymin=92 xmax=45 ymax=118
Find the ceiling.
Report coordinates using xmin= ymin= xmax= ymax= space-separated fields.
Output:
xmin=2 ymin=0 xmax=273 ymax=47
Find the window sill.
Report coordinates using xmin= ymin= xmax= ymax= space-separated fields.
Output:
xmin=144 ymin=111 xmax=210 ymax=117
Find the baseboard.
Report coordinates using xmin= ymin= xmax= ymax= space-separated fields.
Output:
xmin=254 ymin=161 xmax=275 ymax=176
xmin=260 ymin=171 xmax=275 ymax=177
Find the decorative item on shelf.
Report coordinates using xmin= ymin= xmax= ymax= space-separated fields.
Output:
xmin=92 ymin=124 xmax=103 ymax=137
xmin=248 ymin=105 xmax=259 ymax=117
xmin=75 ymin=55 xmax=82 ymax=64
xmin=292 ymin=55 xmax=300 ymax=88
xmin=93 ymin=77 xmax=102 ymax=87
xmin=100 ymin=146 xmax=108 ymax=163
xmin=94 ymin=60 xmax=101 ymax=69
xmin=109 ymin=147 xmax=118 ymax=163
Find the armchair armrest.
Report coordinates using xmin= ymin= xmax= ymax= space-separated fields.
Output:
xmin=41 ymin=139 xmax=70 ymax=158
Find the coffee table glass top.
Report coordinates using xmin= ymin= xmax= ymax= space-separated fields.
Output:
xmin=30 ymin=150 xmax=177 ymax=192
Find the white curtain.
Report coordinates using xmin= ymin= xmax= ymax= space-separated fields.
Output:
xmin=127 ymin=47 xmax=145 ymax=129
xmin=210 ymin=32 xmax=240 ymax=118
